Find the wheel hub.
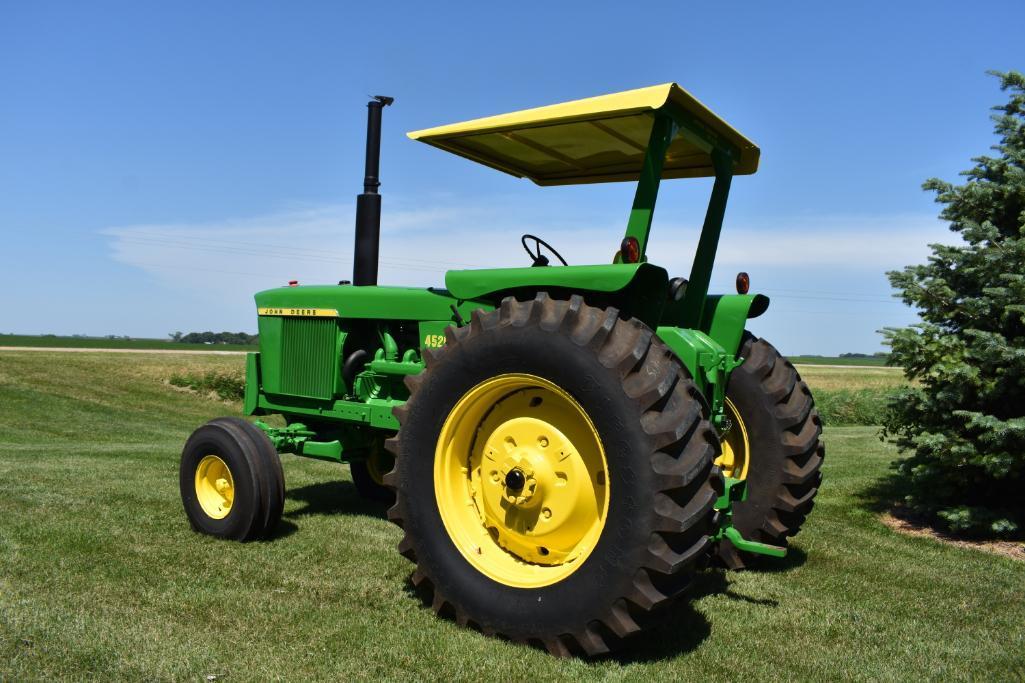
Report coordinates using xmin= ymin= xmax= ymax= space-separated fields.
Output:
xmin=474 ymin=413 xmax=599 ymax=565
xmin=195 ymin=454 xmax=235 ymax=519
xmin=504 ymin=468 xmax=526 ymax=492
xmin=489 ymin=421 xmax=570 ymax=515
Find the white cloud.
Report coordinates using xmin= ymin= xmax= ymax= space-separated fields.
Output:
xmin=97 ymin=200 xmax=955 ymax=353
xmin=654 ymin=213 xmax=957 ymax=270
xmin=102 ymin=201 xmax=956 ymax=294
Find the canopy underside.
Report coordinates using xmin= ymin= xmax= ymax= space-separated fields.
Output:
xmin=407 ymin=83 xmax=759 ymax=185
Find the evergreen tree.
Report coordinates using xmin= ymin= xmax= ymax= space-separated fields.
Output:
xmin=883 ymin=71 xmax=1025 ymax=537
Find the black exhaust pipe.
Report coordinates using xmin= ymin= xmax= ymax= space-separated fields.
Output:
xmin=353 ymin=95 xmax=393 ymax=286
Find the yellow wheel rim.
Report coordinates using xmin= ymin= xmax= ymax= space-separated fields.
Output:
xmin=195 ymin=454 xmax=235 ymax=519
xmin=715 ymin=397 xmax=750 ymax=480
xmin=434 ymin=373 xmax=609 ymax=588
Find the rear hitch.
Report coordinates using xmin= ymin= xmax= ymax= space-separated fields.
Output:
xmin=713 ymin=476 xmax=786 ymax=558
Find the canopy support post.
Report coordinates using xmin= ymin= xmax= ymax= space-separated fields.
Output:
xmin=681 ymin=150 xmax=734 ymax=329
xmin=622 ymin=115 xmax=676 ymax=259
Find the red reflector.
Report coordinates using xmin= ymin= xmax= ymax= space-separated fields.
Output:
xmin=620 ymin=236 xmax=640 ymax=264
xmin=736 ymin=272 xmax=750 ymax=294
xmin=288 ymin=280 xmax=299 ymax=287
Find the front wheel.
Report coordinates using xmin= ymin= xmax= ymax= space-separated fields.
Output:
xmin=180 ymin=417 xmax=285 ymax=541
xmin=385 ymin=294 xmax=721 ymax=656
xmin=716 ymin=332 xmax=824 ymax=569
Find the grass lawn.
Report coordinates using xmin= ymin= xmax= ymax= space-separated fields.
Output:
xmin=1 ymin=351 xmax=1022 ymax=680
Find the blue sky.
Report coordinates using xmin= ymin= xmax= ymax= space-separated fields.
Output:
xmin=1 ymin=1 xmax=1022 ymax=354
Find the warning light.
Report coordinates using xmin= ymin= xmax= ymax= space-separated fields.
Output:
xmin=620 ymin=236 xmax=640 ymax=264
xmin=736 ymin=272 xmax=750 ymax=294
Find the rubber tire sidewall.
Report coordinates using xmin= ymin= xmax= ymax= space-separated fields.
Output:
xmin=180 ymin=423 xmax=263 ymax=540
xmin=398 ymin=322 xmax=664 ymax=638
xmin=724 ymin=364 xmax=790 ymax=543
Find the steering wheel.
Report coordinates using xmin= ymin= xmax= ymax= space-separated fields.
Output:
xmin=521 ymin=234 xmax=568 ymax=267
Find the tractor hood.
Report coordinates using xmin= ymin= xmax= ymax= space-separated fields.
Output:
xmin=254 ymin=284 xmax=481 ymax=322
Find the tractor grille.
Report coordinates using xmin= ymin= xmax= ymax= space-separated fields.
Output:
xmin=278 ymin=317 xmax=337 ymax=400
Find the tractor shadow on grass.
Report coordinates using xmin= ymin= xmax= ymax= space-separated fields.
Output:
xmin=610 ymin=565 xmax=788 ymax=664
xmin=284 ymin=480 xmax=389 ymax=520
xmin=396 ymin=571 xmax=717 ymax=661
xmin=735 ymin=546 xmax=808 ymax=574
xmin=262 ymin=519 xmax=299 ymax=541
xmin=395 ymin=569 xmax=719 ymax=661
xmin=609 ymin=571 xmax=723 ymax=663
xmin=396 ymin=566 xmax=786 ymax=663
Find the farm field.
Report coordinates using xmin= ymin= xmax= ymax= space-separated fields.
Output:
xmin=0 ymin=334 xmax=255 ymax=352
xmin=1 ymin=350 xmax=1022 ymax=681
xmin=789 ymin=355 xmax=890 ymax=367
xmin=0 ymin=333 xmax=888 ymax=366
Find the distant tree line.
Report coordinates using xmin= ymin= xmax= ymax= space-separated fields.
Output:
xmin=796 ymin=352 xmax=889 ymax=359
xmin=169 ymin=331 xmax=258 ymax=345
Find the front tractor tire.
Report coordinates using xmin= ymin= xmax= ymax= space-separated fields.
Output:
xmin=180 ymin=417 xmax=285 ymax=541
xmin=385 ymin=294 xmax=721 ymax=657
xmin=717 ymin=332 xmax=824 ymax=569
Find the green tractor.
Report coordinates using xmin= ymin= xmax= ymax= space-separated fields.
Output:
xmin=179 ymin=83 xmax=824 ymax=657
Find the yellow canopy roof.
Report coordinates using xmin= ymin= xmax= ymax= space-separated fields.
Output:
xmin=407 ymin=83 xmax=759 ymax=186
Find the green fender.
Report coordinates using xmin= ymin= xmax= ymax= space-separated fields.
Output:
xmin=444 ymin=263 xmax=666 ymax=300
xmin=655 ymin=292 xmax=770 ymax=429
xmin=445 ymin=263 xmax=670 ymax=327
xmin=702 ymin=293 xmax=770 ymax=357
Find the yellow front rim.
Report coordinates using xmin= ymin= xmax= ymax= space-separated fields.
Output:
xmin=434 ymin=373 xmax=609 ymax=588
xmin=195 ymin=454 xmax=235 ymax=519
xmin=715 ymin=397 xmax=750 ymax=480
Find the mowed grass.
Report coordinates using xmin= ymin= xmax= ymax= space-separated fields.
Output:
xmin=1 ymin=351 xmax=1023 ymax=681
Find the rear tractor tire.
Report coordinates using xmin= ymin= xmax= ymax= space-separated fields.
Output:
xmin=180 ymin=417 xmax=285 ymax=541
xmin=716 ymin=332 xmax=824 ymax=569
xmin=385 ymin=293 xmax=722 ymax=657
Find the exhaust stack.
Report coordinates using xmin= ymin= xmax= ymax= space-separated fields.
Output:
xmin=353 ymin=95 xmax=393 ymax=286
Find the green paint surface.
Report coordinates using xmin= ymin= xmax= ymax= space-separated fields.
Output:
xmin=254 ymin=284 xmax=484 ymax=322
xmin=443 ymin=263 xmax=655 ymax=300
